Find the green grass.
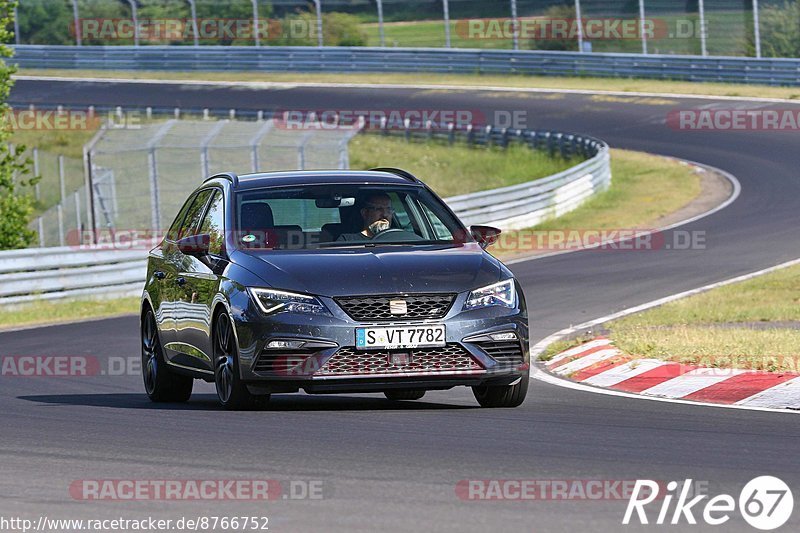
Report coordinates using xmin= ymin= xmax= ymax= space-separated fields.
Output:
xmin=491 ymin=149 xmax=702 ymax=259
xmin=348 ymin=134 xmax=580 ymax=198
xmin=18 ymin=69 xmax=800 ymax=101
xmin=8 ymin=125 xmax=703 ymax=331
xmin=607 ymin=263 xmax=800 ymax=371
xmin=359 ymin=12 xmax=752 ymax=56
xmin=362 ymin=20 xmax=511 ymax=49
xmin=0 ymin=297 xmax=140 ymax=330
xmin=11 ymin=123 xmax=100 ymax=217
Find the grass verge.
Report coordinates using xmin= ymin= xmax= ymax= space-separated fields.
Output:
xmin=491 ymin=149 xmax=703 ymax=260
xmin=0 ymin=297 xmax=140 ymax=330
xmin=606 ymin=264 xmax=800 ymax=372
xmin=6 ymin=136 xmax=702 ymax=330
xmin=348 ymin=134 xmax=580 ymax=198
xmin=18 ymin=69 xmax=800 ymax=101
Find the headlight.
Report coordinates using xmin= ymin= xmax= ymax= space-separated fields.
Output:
xmin=463 ymin=279 xmax=516 ymax=311
xmin=248 ymin=288 xmax=331 ymax=316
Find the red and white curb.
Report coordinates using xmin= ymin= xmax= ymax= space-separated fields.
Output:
xmin=545 ymin=338 xmax=800 ymax=410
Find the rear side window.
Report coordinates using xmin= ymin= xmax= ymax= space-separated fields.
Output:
xmin=198 ymin=190 xmax=225 ymax=256
xmin=178 ymin=189 xmax=213 ymax=239
xmin=166 ymin=194 xmax=197 ymax=241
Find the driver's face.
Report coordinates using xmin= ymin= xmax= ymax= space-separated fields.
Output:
xmin=362 ymin=197 xmax=394 ymax=227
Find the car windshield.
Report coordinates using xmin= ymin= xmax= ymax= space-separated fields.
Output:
xmin=234 ymin=184 xmax=468 ymax=250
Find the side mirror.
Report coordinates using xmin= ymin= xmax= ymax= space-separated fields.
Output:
xmin=470 ymin=225 xmax=501 ymax=249
xmin=177 ymin=234 xmax=210 ymax=257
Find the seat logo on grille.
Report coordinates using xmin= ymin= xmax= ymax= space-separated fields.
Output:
xmin=389 ymin=300 xmax=408 ymax=315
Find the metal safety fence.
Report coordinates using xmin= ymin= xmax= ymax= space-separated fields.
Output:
xmin=10 ymin=0 xmax=795 ymax=59
xmin=6 ymin=121 xmax=610 ymax=304
xmin=13 ymin=44 xmax=800 ymax=86
xmin=26 ymin=109 xmax=361 ymax=248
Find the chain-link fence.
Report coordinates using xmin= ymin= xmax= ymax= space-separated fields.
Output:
xmin=13 ymin=0 xmax=796 ymax=58
xmin=29 ymin=116 xmax=361 ymax=247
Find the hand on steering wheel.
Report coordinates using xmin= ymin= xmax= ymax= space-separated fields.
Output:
xmin=371 ymin=228 xmax=407 ymax=240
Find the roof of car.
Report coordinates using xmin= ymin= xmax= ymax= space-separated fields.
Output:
xmin=228 ymin=170 xmax=423 ymax=191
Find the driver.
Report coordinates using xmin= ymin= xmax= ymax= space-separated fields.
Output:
xmin=337 ymin=193 xmax=394 ymax=241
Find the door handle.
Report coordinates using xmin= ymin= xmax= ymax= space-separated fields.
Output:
xmin=176 ymin=277 xmax=186 ymax=286
xmin=154 ymin=271 xmax=166 ymax=280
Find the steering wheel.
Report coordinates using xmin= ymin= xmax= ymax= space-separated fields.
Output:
xmin=371 ymin=229 xmax=421 ymax=241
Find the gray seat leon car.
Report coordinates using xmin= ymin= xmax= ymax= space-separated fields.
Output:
xmin=140 ymin=168 xmax=529 ymax=409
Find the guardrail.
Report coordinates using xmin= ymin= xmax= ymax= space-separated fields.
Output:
xmin=12 ymin=45 xmax=800 ymax=86
xmin=447 ymin=144 xmax=610 ymax=229
xmin=4 ymin=122 xmax=610 ymax=305
xmin=373 ymin=124 xmax=610 ymax=229
xmin=0 ymin=246 xmax=145 ymax=305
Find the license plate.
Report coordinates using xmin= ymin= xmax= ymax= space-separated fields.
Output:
xmin=355 ymin=325 xmax=446 ymax=350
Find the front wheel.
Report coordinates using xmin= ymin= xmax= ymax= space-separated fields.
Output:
xmin=472 ymin=372 xmax=529 ymax=408
xmin=141 ymin=308 xmax=193 ymax=402
xmin=214 ymin=312 xmax=269 ymax=410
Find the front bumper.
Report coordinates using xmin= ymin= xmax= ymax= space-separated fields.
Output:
xmin=232 ymin=292 xmax=529 ymax=393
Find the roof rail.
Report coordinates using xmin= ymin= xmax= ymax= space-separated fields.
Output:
xmin=369 ymin=167 xmax=421 ymax=184
xmin=205 ymin=171 xmax=239 ymax=188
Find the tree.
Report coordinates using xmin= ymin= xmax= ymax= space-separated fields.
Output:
xmin=527 ymin=4 xmax=578 ymax=52
xmin=0 ymin=0 xmax=37 ymax=249
xmin=745 ymin=1 xmax=800 ymax=57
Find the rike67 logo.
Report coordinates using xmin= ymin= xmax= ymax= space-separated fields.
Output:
xmin=624 ymin=477 xmax=793 ymax=530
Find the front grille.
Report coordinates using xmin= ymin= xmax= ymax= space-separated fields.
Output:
xmin=335 ymin=293 xmax=456 ymax=321
xmin=316 ymin=344 xmax=482 ymax=376
xmin=473 ymin=340 xmax=525 ymax=366
xmin=253 ymin=352 xmax=316 ymax=376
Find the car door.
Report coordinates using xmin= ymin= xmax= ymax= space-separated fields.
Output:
xmin=149 ymin=192 xmax=200 ymax=349
xmin=160 ymin=189 xmax=214 ymax=368
xmin=173 ymin=189 xmax=226 ymax=373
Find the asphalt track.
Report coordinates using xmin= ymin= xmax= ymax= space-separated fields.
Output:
xmin=3 ymin=79 xmax=800 ymax=532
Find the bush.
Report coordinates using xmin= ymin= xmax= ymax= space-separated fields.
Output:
xmin=745 ymin=1 xmax=800 ymax=58
xmin=0 ymin=0 xmax=37 ymax=249
xmin=274 ymin=11 xmax=367 ymax=47
xmin=526 ymin=4 xmax=578 ymax=52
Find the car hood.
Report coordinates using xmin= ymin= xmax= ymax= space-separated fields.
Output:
xmin=231 ymin=243 xmax=506 ymax=297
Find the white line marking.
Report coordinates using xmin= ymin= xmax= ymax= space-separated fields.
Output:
xmin=735 ymin=377 xmax=800 ymax=409
xmin=14 ymin=75 xmax=800 ymax=105
xmin=545 ymin=338 xmax=611 ymax=366
xmin=530 ymin=252 xmax=800 ymax=414
xmin=552 ymin=348 xmax=621 ymax=375
xmin=532 ymin=366 xmax=800 ymax=415
xmin=583 ymin=359 xmax=666 ymax=387
xmin=640 ymin=367 xmax=746 ymax=398
xmin=15 ymin=75 xmax=792 ymax=412
xmin=530 ymin=259 xmax=800 ymax=363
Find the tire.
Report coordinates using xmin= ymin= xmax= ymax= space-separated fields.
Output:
xmin=472 ymin=371 xmax=529 ymax=408
xmin=384 ymin=390 xmax=426 ymax=401
xmin=141 ymin=308 xmax=193 ymax=402
xmin=213 ymin=311 xmax=270 ymax=410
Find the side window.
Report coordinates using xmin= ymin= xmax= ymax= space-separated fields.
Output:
xmin=390 ymin=193 xmax=411 ymax=229
xmin=420 ymin=203 xmax=455 ymax=240
xmin=178 ymin=189 xmax=213 ymax=239
xmin=166 ymin=194 xmax=197 ymax=241
xmin=198 ymin=191 xmax=225 ymax=256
